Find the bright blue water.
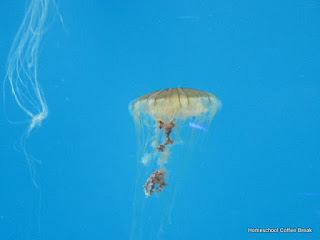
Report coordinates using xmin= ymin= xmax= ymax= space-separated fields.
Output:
xmin=0 ymin=0 xmax=320 ymax=239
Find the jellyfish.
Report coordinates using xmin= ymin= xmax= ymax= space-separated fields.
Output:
xmin=4 ymin=0 xmax=62 ymax=187
xmin=5 ymin=0 xmax=51 ymax=133
xmin=129 ymin=88 xmax=220 ymax=239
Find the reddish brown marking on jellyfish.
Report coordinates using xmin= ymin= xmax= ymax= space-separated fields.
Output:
xmin=176 ymin=88 xmax=182 ymax=107
xmin=181 ymin=88 xmax=190 ymax=105
xmin=144 ymin=169 xmax=168 ymax=196
xmin=156 ymin=119 xmax=177 ymax=152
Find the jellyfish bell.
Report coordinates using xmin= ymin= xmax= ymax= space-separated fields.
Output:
xmin=130 ymin=88 xmax=220 ymax=121
xmin=129 ymin=87 xmax=220 ymax=239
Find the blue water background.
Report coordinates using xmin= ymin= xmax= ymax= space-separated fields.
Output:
xmin=0 ymin=0 xmax=320 ymax=239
